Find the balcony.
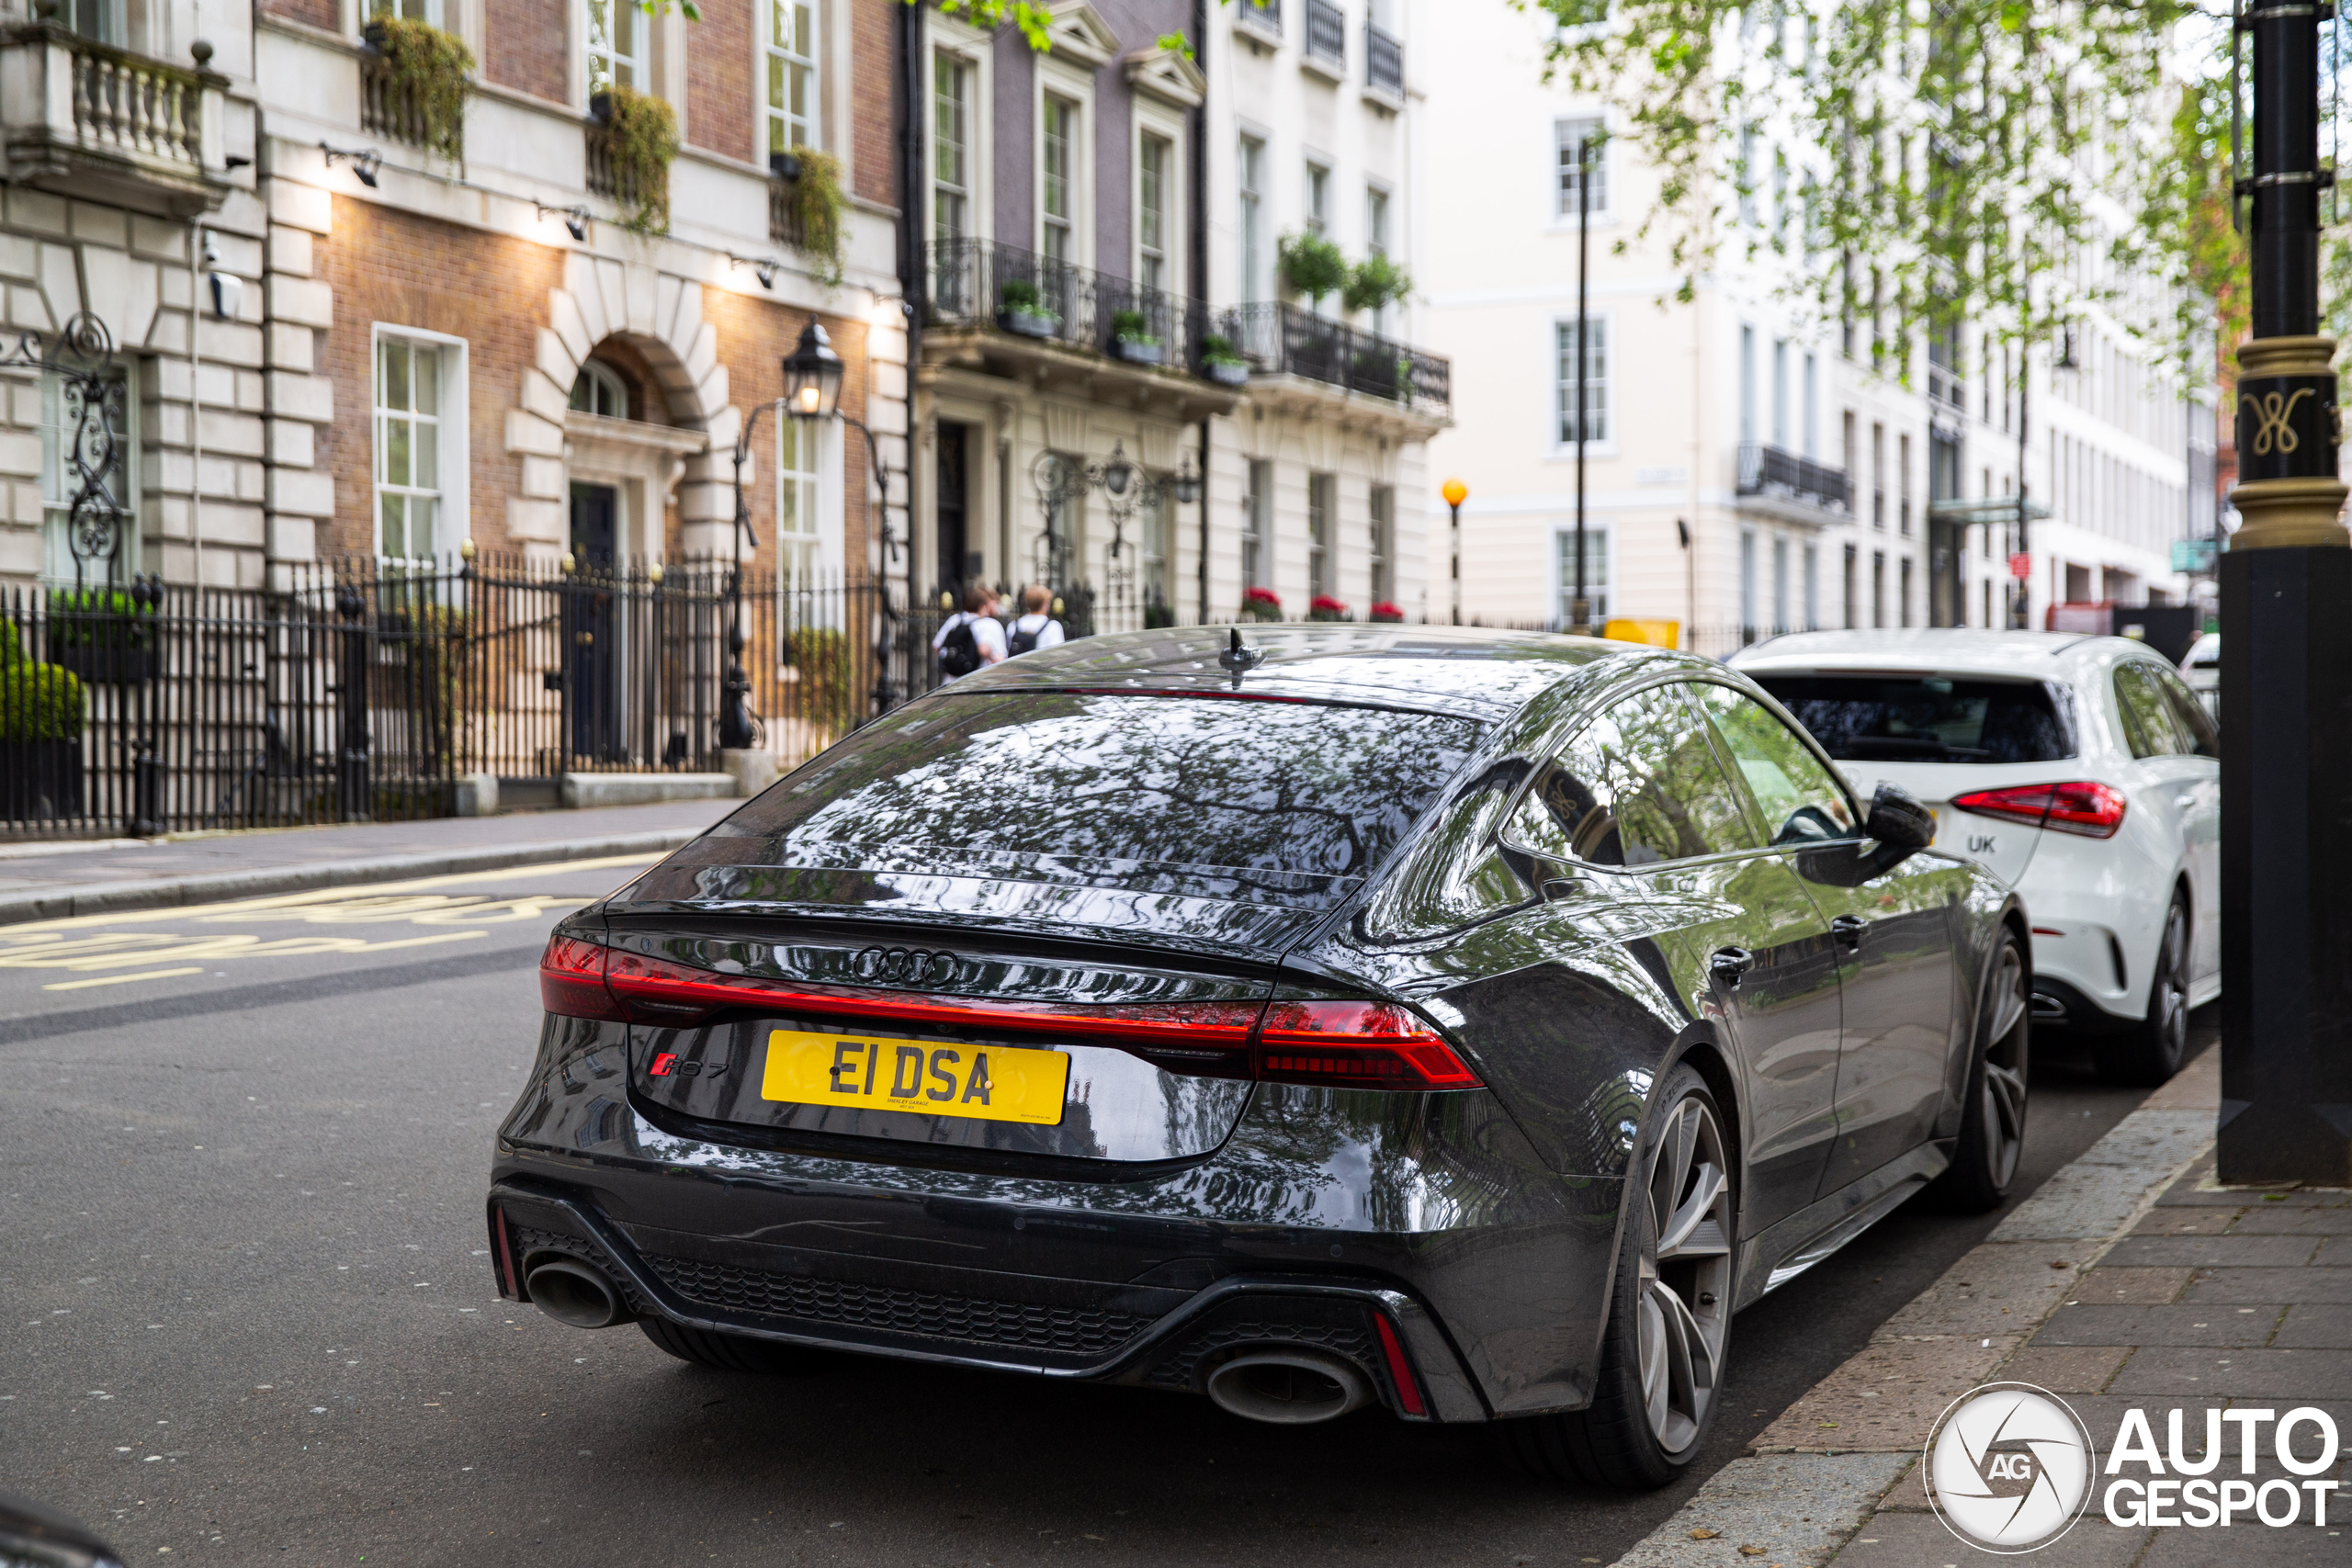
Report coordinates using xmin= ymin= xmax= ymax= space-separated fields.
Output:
xmin=1236 ymin=0 xmax=1283 ymax=43
xmin=1364 ymin=17 xmax=1404 ymax=104
xmin=1304 ymin=0 xmax=1346 ymax=73
xmin=0 ymin=20 xmax=227 ymax=217
xmin=1736 ymin=442 xmax=1852 ymax=521
xmin=584 ymin=107 xmax=665 ymax=226
xmin=1217 ymin=302 xmax=1452 ymax=435
xmin=922 ymin=238 xmax=1242 ymax=421
xmin=360 ymin=47 xmax=462 ymax=158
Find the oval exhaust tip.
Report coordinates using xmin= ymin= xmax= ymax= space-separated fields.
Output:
xmin=524 ymin=1258 xmax=631 ymax=1329
xmin=1204 ymin=1349 xmax=1373 ymax=1426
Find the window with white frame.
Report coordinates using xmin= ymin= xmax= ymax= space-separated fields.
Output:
xmin=1305 ymin=161 xmax=1329 ymax=234
xmin=1368 ymin=483 xmax=1394 ymax=605
xmin=585 ymin=0 xmax=642 ymax=95
xmin=1238 ymin=136 xmax=1266 ymax=304
xmin=368 ymin=0 xmax=443 ymax=25
xmin=1555 ymin=526 xmax=1610 ymax=626
xmin=775 ymin=412 xmax=820 ymax=588
xmin=1138 ymin=133 xmax=1170 ymax=293
xmin=375 ymin=336 xmax=446 ymax=560
xmin=1141 ymin=487 xmax=1168 ymax=606
xmin=1555 ymin=117 xmax=1606 ymax=219
xmin=1771 ymin=535 xmax=1790 ymax=631
xmin=933 ymin=51 xmax=970 ymax=242
xmin=62 ymin=0 xmax=124 ymax=42
xmin=1243 ymin=458 xmax=1272 ymax=591
xmin=764 ymin=0 xmax=819 ymax=159
xmin=1803 ymin=543 xmax=1819 ymax=629
xmin=1739 ymin=528 xmax=1758 ymax=632
xmin=570 ymin=359 xmax=628 ymax=418
xmin=1739 ymin=324 xmax=1756 ymax=444
xmin=40 ymin=369 xmax=136 ymax=586
xmin=1556 ymin=315 xmax=1608 ymax=445
xmin=1307 ymin=472 xmax=1336 ymax=601
xmin=1365 ymin=185 xmax=1393 ymax=332
xmin=1041 ymin=95 xmax=1078 ymax=263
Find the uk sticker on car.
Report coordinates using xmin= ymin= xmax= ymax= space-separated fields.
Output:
xmin=758 ymin=1029 xmax=1071 ymax=1125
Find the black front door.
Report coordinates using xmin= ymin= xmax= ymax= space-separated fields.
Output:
xmin=937 ymin=422 xmax=970 ymax=594
xmin=568 ymin=483 xmax=623 ymax=761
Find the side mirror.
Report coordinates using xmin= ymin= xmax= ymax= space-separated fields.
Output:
xmin=1864 ymin=782 xmax=1935 ymax=853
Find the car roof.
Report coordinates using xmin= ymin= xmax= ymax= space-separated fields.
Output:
xmin=1728 ymin=627 xmax=2158 ymax=679
xmin=946 ymin=625 xmax=1687 ymax=722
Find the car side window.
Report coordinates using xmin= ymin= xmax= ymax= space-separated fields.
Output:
xmin=2113 ymin=664 xmax=2189 ymax=759
xmin=1686 ymin=682 xmax=1860 ymax=846
xmin=2152 ymin=665 xmax=2219 ymax=758
xmin=1506 ymin=685 xmax=1755 ymax=867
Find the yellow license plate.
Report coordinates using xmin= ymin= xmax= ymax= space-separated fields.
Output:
xmin=759 ymin=1029 xmax=1070 ymax=1126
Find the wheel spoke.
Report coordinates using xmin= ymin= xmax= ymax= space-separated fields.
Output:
xmin=1990 ymin=956 xmax=2028 ymax=1040
xmin=1986 ymin=1064 xmax=2027 ymax=1142
xmin=1657 ymin=1162 xmax=1730 ymax=1260
xmin=1652 ymin=1105 xmax=1696 ymax=1237
xmin=1638 ymin=1290 xmax=1670 ymax=1434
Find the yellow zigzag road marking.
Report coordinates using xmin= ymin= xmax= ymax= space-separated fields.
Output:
xmin=44 ymin=967 xmax=207 ymax=991
xmin=6 ymin=852 xmax=662 ymax=934
xmin=0 ymin=929 xmax=490 ymax=974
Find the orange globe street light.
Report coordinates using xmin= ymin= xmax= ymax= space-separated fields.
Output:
xmin=1442 ymin=478 xmax=1467 ymax=626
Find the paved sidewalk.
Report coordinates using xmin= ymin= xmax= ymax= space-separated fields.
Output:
xmin=1609 ymin=1045 xmax=2352 ymax=1566
xmin=0 ymin=796 xmax=741 ymax=925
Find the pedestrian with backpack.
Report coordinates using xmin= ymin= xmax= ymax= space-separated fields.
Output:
xmin=933 ymin=584 xmax=1008 ymax=681
xmin=1006 ymin=586 xmax=1066 ymax=657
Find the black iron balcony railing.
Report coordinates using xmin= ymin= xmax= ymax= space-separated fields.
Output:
xmin=1236 ymin=0 xmax=1283 ymax=39
xmin=1218 ymin=302 xmax=1451 ymax=413
xmin=1736 ymin=442 xmax=1852 ymax=513
xmin=927 ymin=238 xmax=1227 ymax=378
xmin=1366 ymin=18 xmax=1403 ymax=95
xmin=1305 ymin=0 xmax=1346 ymax=65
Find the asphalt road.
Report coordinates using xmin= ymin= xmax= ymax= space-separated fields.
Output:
xmin=0 ymin=863 xmax=2207 ymax=1567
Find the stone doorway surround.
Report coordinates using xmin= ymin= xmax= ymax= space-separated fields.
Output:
xmin=504 ymin=252 xmax=740 ymax=564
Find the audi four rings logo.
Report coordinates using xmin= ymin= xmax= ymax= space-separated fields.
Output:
xmin=856 ymin=946 xmax=960 ymax=987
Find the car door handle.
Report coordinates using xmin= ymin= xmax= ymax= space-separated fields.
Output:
xmin=2175 ymin=795 xmax=2196 ymax=808
xmin=1830 ymin=915 xmax=1866 ymax=950
xmin=1709 ymin=947 xmax=1756 ymax=986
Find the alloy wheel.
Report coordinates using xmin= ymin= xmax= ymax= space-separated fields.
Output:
xmin=1981 ymin=942 xmax=2030 ymax=1190
xmin=1636 ymin=1094 xmax=1734 ymax=1456
xmin=2152 ymin=903 xmax=2188 ymax=1068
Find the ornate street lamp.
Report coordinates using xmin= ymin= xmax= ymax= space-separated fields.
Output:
xmin=780 ymin=318 xmax=905 ymax=716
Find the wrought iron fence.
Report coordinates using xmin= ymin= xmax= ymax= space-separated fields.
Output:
xmin=1736 ymin=442 xmax=1853 ymax=513
xmin=1305 ymin=0 xmax=1347 ymax=64
xmin=1218 ymin=302 xmax=1452 ymax=413
xmin=926 ymin=238 xmax=1219 ymax=376
xmin=0 ymin=558 xmax=947 ymax=840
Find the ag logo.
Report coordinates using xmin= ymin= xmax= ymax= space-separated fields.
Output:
xmin=1926 ymin=1382 xmax=2097 ymax=1553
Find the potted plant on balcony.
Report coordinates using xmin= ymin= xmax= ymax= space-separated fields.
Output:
xmin=1369 ymin=601 xmax=1406 ymax=624
xmin=1277 ymin=231 xmax=1347 ymax=379
xmin=783 ymin=148 xmax=848 ymax=288
xmin=588 ymin=85 xmax=678 ymax=235
xmin=1240 ymin=586 xmax=1283 ymax=623
xmin=1342 ymin=254 xmax=1415 ymax=398
xmin=1308 ymin=594 xmax=1351 ymax=623
xmin=999 ymin=279 xmax=1060 ymax=339
xmin=1 ymin=618 xmax=85 ymax=822
xmin=1109 ymin=308 xmax=1164 ymax=366
xmin=45 ymin=586 xmax=157 ymax=684
xmin=1200 ymin=333 xmax=1250 ymax=388
xmin=361 ymin=14 xmax=473 ymax=160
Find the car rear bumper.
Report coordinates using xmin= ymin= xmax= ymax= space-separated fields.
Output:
xmin=488 ymin=1021 xmax=1623 ymax=1424
xmin=489 ymin=1175 xmax=1487 ymax=1419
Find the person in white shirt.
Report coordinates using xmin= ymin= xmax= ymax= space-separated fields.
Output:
xmin=1007 ymin=585 xmax=1066 ymax=656
xmin=933 ymin=584 xmax=1008 ymax=681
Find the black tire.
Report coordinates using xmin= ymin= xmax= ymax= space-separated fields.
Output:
xmin=1924 ymin=929 xmax=2031 ymax=1213
xmin=638 ymin=1317 xmax=822 ymax=1375
xmin=1507 ymin=1064 xmax=1736 ymax=1489
xmin=2096 ymin=894 xmax=2189 ymax=1087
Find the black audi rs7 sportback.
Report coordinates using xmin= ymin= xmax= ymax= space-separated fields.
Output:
xmin=490 ymin=626 xmax=2030 ymax=1487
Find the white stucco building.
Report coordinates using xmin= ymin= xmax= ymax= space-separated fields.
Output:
xmin=1411 ymin=2 xmax=2211 ymax=648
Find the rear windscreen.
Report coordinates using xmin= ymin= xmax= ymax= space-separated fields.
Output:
xmin=1747 ymin=675 xmax=2075 ymax=764
xmin=716 ymin=692 xmax=1487 ymax=896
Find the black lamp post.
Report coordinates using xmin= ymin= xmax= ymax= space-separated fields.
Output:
xmin=2218 ymin=0 xmax=2352 ymax=1184
xmin=781 ymin=318 xmax=906 ymax=716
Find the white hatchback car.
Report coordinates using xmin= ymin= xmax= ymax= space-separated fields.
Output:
xmin=1730 ymin=629 xmax=2219 ymax=1084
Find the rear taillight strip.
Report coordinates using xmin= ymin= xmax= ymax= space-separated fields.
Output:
xmin=537 ymin=937 xmax=1482 ymax=1090
xmin=1950 ymin=781 xmax=2127 ymax=840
